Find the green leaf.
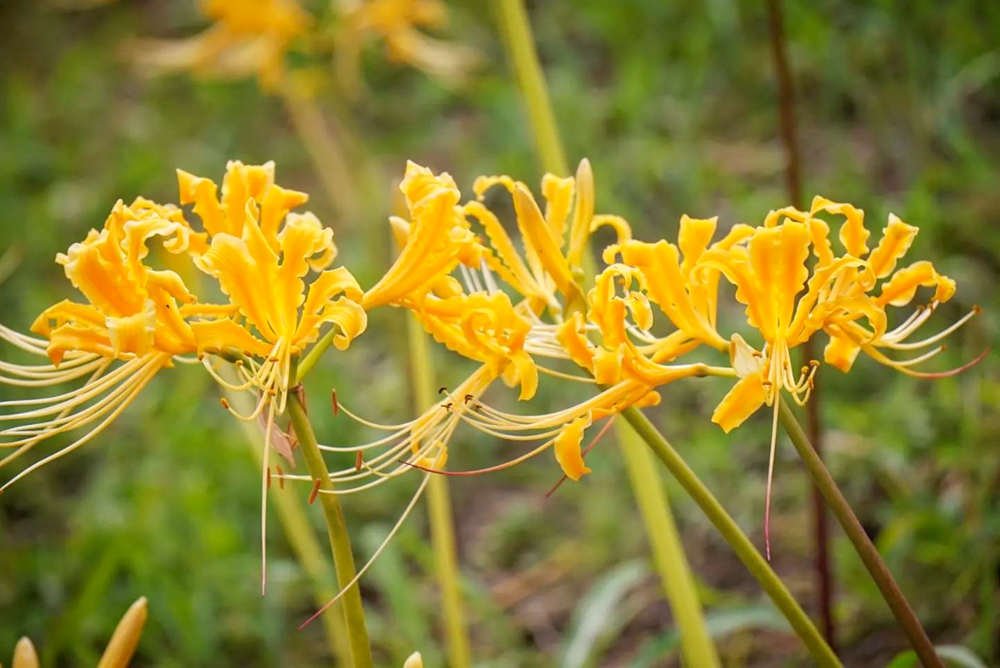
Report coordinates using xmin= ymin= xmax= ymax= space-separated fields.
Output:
xmin=631 ymin=605 xmax=790 ymax=668
xmin=889 ymin=645 xmax=988 ymax=668
xmin=560 ymin=560 xmax=648 ymax=668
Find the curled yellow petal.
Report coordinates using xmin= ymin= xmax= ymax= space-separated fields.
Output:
xmin=824 ymin=335 xmax=861 ymax=373
xmin=566 ymin=158 xmax=594 ymax=269
xmin=712 ymin=371 xmax=767 ymax=433
xmin=868 ymin=214 xmax=918 ymax=279
xmin=554 ymin=416 xmax=593 ymax=481
xmin=877 ymin=260 xmax=955 ymax=307
xmin=513 ymin=184 xmax=576 ymax=296
xmin=190 ymin=318 xmax=272 ymax=358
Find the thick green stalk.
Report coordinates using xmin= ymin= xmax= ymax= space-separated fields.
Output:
xmin=494 ymin=0 xmax=569 ymax=176
xmin=407 ymin=314 xmax=472 ymax=668
xmin=622 ymin=406 xmax=841 ymax=667
xmin=617 ymin=423 xmax=721 ymax=667
xmin=777 ymin=402 xmax=943 ymax=667
xmin=287 ymin=360 xmax=373 ymax=668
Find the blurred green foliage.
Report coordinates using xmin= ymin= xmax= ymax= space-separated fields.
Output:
xmin=1 ymin=0 xmax=997 ymax=665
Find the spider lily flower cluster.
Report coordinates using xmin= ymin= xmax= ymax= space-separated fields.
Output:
xmin=0 ymin=157 xmax=980 ymax=599
xmin=0 ymin=160 xmax=365 ymax=492
xmin=135 ymin=0 xmax=476 ymax=91
xmin=310 ymin=161 xmax=980 ymax=571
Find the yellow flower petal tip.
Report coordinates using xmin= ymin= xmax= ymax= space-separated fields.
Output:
xmin=97 ymin=596 xmax=148 ymax=668
xmin=554 ymin=416 xmax=593 ymax=481
xmin=12 ymin=637 xmax=40 ymax=668
xmin=402 ymin=651 xmax=424 ymax=668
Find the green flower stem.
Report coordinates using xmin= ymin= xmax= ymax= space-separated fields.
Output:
xmin=407 ymin=313 xmax=472 ymax=668
xmin=622 ymin=406 xmax=841 ymax=667
xmin=287 ymin=359 xmax=373 ymax=668
xmin=234 ymin=395 xmax=351 ymax=663
xmin=297 ymin=327 xmax=337 ymax=381
xmin=777 ymin=401 xmax=943 ymax=667
xmin=494 ymin=0 xmax=569 ymax=176
xmin=616 ymin=422 xmax=721 ymax=668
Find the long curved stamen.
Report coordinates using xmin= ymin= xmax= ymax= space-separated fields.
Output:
xmin=879 ymin=307 xmax=980 ymax=350
xmin=1 ymin=357 xmax=161 ymax=491
xmin=299 ymin=468 xmax=433 ymax=629
xmin=0 ymin=360 xmax=138 ymax=416
xmin=1 ymin=360 xmax=154 ymax=445
xmin=765 ymin=391 xmax=781 ymax=561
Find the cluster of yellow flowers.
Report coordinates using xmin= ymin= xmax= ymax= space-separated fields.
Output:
xmin=0 ymin=161 xmax=365 ymax=491
xmin=0 ymin=158 xmax=979 ymax=580
xmin=134 ymin=0 xmax=474 ymax=91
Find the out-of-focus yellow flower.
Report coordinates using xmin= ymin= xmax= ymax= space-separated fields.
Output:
xmin=1 ymin=198 xmax=205 ymax=490
xmin=402 ymin=650 xmax=424 ymax=668
xmin=136 ymin=0 xmax=311 ymax=89
xmin=334 ymin=0 xmax=478 ymax=91
xmin=178 ymin=161 xmax=367 ymax=419
xmin=6 ymin=596 xmax=148 ymax=668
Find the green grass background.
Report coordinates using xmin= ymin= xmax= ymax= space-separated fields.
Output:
xmin=1 ymin=1 xmax=997 ymax=665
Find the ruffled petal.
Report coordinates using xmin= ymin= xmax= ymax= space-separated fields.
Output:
xmin=554 ymin=415 xmax=593 ymax=481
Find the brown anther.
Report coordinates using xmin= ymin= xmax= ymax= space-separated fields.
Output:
xmin=762 ymin=380 xmax=773 ymax=387
xmin=235 ymin=360 xmax=244 ymax=367
xmin=809 ymin=360 xmax=820 ymax=367
xmin=331 ymin=390 xmax=339 ymax=416
xmin=438 ymin=386 xmax=448 ymax=394
xmin=941 ymin=344 xmax=948 ymax=352
xmin=220 ymin=397 xmax=230 ymax=410
xmin=752 ymin=351 xmax=763 ymax=358
xmin=266 ymin=467 xmax=272 ymax=490
xmin=354 ymin=451 xmax=364 ymax=472
xmin=973 ymin=304 xmax=982 ymax=315
xmin=243 ymin=350 xmax=253 ymax=357
xmin=268 ymin=357 xmax=280 ymax=363
xmin=443 ymin=402 xmax=453 ymax=411
xmin=197 ymin=353 xmax=205 ymax=361
xmin=464 ymin=394 xmax=474 ymax=404
xmin=308 ymin=478 xmax=322 ymax=505
xmin=276 ymin=465 xmax=285 ymax=489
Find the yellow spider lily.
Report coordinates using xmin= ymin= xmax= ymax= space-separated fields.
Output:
xmin=135 ymin=0 xmax=312 ymax=89
xmin=687 ymin=197 xmax=980 ymax=556
xmin=0 ymin=198 xmax=205 ymax=491
xmin=339 ymin=160 xmax=708 ymax=493
xmin=174 ymin=160 xmax=368 ymax=595
xmin=701 ymin=197 xmax=978 ymax=434
xmin=177 ymin=160 xmax=367 ymax=436
xmin=8 ymin=596 xmax=148 ymax=668
xmin=466 ymin=158 xmax=631 ymax=314
xmin=334 ymin=0 xmax=478 ymax=92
